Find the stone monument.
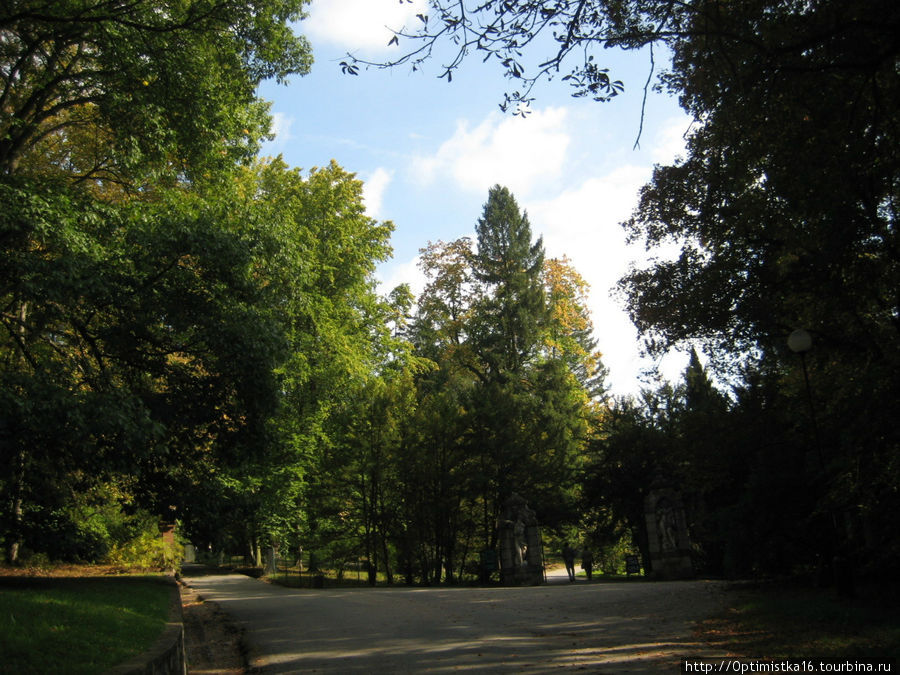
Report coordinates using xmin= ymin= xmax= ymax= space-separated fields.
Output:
xmin=498 ymin=493 xmax=544 ymax=585
xmin=644 ymin=487 xmax=694 ymax=579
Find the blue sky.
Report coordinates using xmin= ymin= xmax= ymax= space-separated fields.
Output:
xmin=257 ymin=0 xmax=694 ymax=396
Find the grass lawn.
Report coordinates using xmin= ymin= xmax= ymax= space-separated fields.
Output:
xmin=0 ymin=574 xmax=172 ymax=674
xmin=697 ymin=583 xmax=900 ymax=664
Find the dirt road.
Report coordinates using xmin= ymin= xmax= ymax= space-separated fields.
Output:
xmin=181 ymin=567 xmax=727 ymax=673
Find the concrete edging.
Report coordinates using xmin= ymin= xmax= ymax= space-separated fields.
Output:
xmin=104 ymin=575 xmax=186 ymax=675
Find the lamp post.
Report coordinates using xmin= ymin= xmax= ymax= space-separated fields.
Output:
xmin=787 ymin=329 xmax=852 ymax=595
xmin=787 ymin=329 xmax=823 ymax=469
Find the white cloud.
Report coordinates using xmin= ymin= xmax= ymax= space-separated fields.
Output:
xmin=377 ymin=255 xmax=425 ymax=299
xmin=380 ymin=111 xmax=693 ymax=397
xmin=411 ymin=108 xmax=570 ymax=196
xmin=269 ymin=112 xmax=295 ymax=144
xmin=526 ymin=166 xmax=653 ymax=396
xmin=651 ymin=115 xmax=691 ymax=164
xmin=304 ymin=0 xmax=427 ymax=52
xmin=362 ymin=167 xmax=393 ymax=219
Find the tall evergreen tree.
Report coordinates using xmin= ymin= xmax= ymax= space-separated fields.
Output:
xmin=398 ymin=188 xmax=606 ymax=578
xmin=471 ymin=185 xmax=546 ymax=378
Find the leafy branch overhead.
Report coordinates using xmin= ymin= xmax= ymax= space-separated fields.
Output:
xmin=340 ymin=0 xmax=687 ymax=113
xmin=0 ymin=0 xmax=313 ymax=181
xmin=341 ymin=0 xmax=898 ymax=120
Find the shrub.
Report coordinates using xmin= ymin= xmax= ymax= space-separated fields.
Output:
xmin=106 ymin=530 xmax=184 ymax=572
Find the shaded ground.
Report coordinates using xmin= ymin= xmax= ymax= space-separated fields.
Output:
xmin=180 ymin=567 xmax=248 ymax=674
xmin=692 ymin=582 xmax=900 ymax=663
xmin=182 ymin=564 xmax=728 ymax=673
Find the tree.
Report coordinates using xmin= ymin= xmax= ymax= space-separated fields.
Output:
xmin=194 ymin=158 xmax=396 ymax=562
xmin=541 ymin=256 xmax=608 ymax=399
xmin=584 ymin=354 xmax=797 ymax=577
xmin=467 ymin=186 xmax=547 ymax=540
xmin=470 ymin=185 xmax=546 ymax=378
xmin=584 ymin=382 xmax=682 ymax=574
xmin=351 ymin=0 xmax=900 ymax=580
xmin=0 ymin=152 xmax=397 ymax=564
xmin=1 ymin=0 xmax=312 ymax=182
xmin=0 ymin=176 xmax=287 ymax=561
xmin=617 ymin=0 xmax=900 ymax=576
xmin=414 ymin=238 xmax=481 ymax=356
xmin=0 ymin=1 xmax=318 ymax=562
xmin=411 ymin=187 xmax=602 ymax=555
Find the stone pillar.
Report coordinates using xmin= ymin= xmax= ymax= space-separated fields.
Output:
xmin=158 ymin=521 xmax=176 ymax=548
xmin=265 ymin=545 xmax=278 ymax=576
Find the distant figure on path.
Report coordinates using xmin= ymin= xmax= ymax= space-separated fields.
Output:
xmin=581 ymin=548 xmax=594 ymax=580
xmin=562 ymin=543 xmax=576 ymax=582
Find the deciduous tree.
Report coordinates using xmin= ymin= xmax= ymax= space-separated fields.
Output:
xmin=1 ymin=0 xmax=312 ymax=182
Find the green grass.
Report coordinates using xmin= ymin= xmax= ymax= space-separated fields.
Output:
xmin=698 ymin=584 xmax=900 ymax=663
xmin=0 ymin=576 xmax=172 ymax=674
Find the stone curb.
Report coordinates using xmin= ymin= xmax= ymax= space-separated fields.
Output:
xmin=104 ymin=575 xmax=186 ymax=675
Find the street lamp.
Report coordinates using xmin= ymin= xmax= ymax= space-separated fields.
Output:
xmin=787 ymin=328 xmax=812 ymax=354
xmin=787 ymin=328 xmax=822 ymax=467
xmin=787 ymin=329 xmax=852 ymax=595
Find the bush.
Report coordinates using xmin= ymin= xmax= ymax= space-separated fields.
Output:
xmin=106 ymin=530 xmax=184 ymax=572
xmin=19 ymin=505 xmax=110 ymax=563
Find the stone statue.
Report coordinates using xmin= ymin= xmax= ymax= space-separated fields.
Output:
xmin=513 ymin=516 xmax=527 ymax=566
xmin=497 ymin=493 xmax=544 ymax=585
xmin=644 ymin=487 xmax=693 ymax=579
xmin=656 ymin=498 xmax=678 ymax=552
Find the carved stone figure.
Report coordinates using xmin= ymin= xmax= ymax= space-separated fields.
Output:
xmin=644 ymin=487 xmax=694 ymax=580
xmin=513 ymin=516 xmax=527 ymax=566
xmin=497 ymin=493 xmax=544 ymax=585
xmin=655 ymin=498 xmax=678 ymax=552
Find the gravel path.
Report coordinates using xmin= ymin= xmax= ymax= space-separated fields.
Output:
xmin=182 ymin=566 xmax=727 ymax=673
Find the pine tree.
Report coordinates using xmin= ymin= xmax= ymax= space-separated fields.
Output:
xmin=471 ymin=185 xmax=546 ymax=378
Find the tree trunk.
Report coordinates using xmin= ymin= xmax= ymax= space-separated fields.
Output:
xmin=6 ymin=301 xmax=28 ymax=564
xmin=7 ymin=450 xmax=25 ymax=564
xmin=379 ymin=532 xmax=393 ymax=584
xmin=457 ymin=520 xmax=474 ymax=581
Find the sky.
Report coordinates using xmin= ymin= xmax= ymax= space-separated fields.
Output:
xmin=257 ymin=0 xmax=695 ymax=397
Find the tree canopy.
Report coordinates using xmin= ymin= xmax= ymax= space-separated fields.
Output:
xmin=6 ymin=0 xmax=898 ymax=587
xmin=616 ymin=0 xmax=900 ymax=577
xmin=350 ymin=0 xmax=900 ymax=581
xmin=1 ymin=0 xmax=312 ymax=182
xmin=345 ymin=0 xmax=898 ymax=117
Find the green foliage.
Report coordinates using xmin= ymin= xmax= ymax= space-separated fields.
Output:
xmin=365 ymin=186 xmax=608 ymax=582
xmin=295 ymin=186 xmax=607 ymax=586
xmin=0 ymin=0 xmax=412 ymax=575
xmin=1 ymin=0 xmax=313 ymax=181
xmin=335 ymin=0 xmax=900 ymax=583
xmin=106 ymin=530 xmax=184 ymax=572
xmin=0 ymin=0 xmax=319 ymax=564
xmin=613 ymin=0 xmax=900 ymax=578
xmin=0 ymin=174 xmax=287 ymax=557
xmin=388 ymin=0 xmax=898 ymax=584
xmin=471 ymin=185 xmax=546 ymax=376
xmin=1 ymin=161 xmax=394 ymax=565
xmin=592 ymin=532 xmax=634 ymax=576
xmin=172 ymin=159 xmax=396 ymax=562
